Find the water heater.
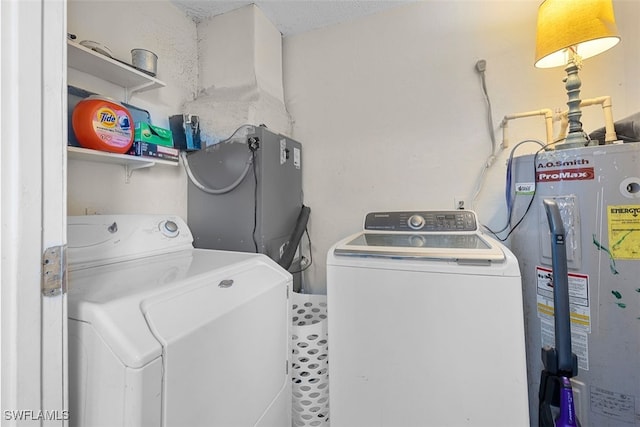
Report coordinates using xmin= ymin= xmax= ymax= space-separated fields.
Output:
xmin=509 ymin=142 xmax=640 ymax=426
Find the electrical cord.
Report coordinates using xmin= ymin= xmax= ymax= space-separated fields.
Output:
xmin=289 ymin=228 xmax=313 ymax=274
xmin=477 ymin=60 xmax=498 ymax=155
xmin=180 ymin=124 xmax=256 ymax=195
xmin=482 ymin=139 xmax=546 ymax=236
xmin=484 ymin=140 xmax=560 ymax=241
xmin=471 ymin=159 xmax=494 ymax=208
xmin=471 ymin=60 xmax=499 ymax=208
xmin=251 ymin=148 xmax=259 ymax=252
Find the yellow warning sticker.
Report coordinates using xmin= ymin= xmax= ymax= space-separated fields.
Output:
xmin=608 ymin=205 xmax=640 ymax=260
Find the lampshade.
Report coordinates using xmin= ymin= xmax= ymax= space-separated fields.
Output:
xmin=535 ymin=0 xmax=620 ymax=69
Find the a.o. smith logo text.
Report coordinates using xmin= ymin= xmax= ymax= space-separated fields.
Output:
xmin=537 ymin=158 xmax=590 ymax=169
xmin=536 ymin=167 xmax=594 ymax=182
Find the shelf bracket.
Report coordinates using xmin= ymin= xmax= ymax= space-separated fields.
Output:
xmin=125 ymin=81 xmax=157 ymax=103
xmin=124 ymin=162 xmax=154 ymax=183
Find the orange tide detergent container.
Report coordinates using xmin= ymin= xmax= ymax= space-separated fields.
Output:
xmin=72 ymin=96 xmax=134 ymax=153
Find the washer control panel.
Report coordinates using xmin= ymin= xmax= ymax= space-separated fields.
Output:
xmin=68 ymin=214 xmax=194 ymax=269
xmin=364 ymin=211 xmax=478 ymax=232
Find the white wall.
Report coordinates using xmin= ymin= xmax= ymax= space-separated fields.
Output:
xmin=189 ymin=4 xmax=292 ymax=142
xmin=66 ymin=0 xmax=197 ymax=217
xmin=63 ymin=0 xmax=639 ymax=292
xmin=283 ymin=0 xmax=640 ymax=293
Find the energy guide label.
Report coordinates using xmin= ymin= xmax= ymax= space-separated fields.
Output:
xmin=535 ymin=266 xmax=591 ymax=332
xmin=608 ymin=205 xmax=640 ymax=259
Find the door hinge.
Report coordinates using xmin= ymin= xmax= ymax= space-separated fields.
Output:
xmin=42 ymin=244 xmax=67 ymax=297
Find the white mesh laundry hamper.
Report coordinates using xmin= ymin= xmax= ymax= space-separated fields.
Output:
xmin=291 ymin=293 xmax=330 ymax=427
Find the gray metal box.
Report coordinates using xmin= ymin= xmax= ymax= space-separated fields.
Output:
xmin=187 ymin=126 xmax=303 ymax=262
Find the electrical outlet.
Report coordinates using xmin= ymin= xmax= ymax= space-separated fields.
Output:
xmin=454 ymin=197 xmax=466 ymax=210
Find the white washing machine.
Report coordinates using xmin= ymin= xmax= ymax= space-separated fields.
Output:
xmin=67 ymin=215 xmax=291 ymax=427
xmin=327 ymin=211 xmax=530 ymax=427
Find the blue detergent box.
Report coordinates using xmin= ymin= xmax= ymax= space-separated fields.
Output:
xmin=169 ymin=114 xmax=201 ymax=151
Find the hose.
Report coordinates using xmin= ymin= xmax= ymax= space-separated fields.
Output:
xmin=181 ymin=124 xmax=255 ymax=195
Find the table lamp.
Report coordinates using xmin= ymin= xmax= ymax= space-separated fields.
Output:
xmin=535 ymin=0 xmax=620 ymax=149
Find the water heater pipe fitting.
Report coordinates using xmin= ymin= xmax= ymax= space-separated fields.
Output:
xmin=501 ymin=108 xmax=554 ymax=147
xmin=555 ymin=96 xmax=617 ymax=143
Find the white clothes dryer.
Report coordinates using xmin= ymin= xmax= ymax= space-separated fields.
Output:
xmin=67 ymin=215 xmax=291 ymax=427
xmin=327 ymin=211 xmax=530 ymax=427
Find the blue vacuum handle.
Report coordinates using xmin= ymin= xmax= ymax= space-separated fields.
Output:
xmin=543 ymin=199 xmax=573 ymax=374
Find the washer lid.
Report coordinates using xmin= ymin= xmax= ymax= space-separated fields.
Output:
xmin=334 ymin=231 xmax=505 ymax=262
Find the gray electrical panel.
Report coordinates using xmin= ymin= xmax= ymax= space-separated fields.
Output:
xmin=187 ymin=126 xmax=303 ymax=263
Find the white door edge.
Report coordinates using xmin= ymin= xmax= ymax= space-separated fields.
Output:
xmin=1 ymin=0 xmax=68 ymax=425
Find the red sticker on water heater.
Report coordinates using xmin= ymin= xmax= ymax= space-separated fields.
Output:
xmin=536 ymin=167 xmax=594 ymax=182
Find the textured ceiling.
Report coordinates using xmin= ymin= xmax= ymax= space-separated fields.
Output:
xmin=171 ymin=1 xmax=414 ymax=36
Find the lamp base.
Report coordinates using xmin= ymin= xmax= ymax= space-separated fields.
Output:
xmin=558 ymin=131 xmax=589 ymax=150
xmin=555 ymin=53 xmax=589 ymax=150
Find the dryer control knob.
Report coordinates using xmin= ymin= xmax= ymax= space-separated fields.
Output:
xmin=407 ymin=214 xmax=425 ymax=230
xmin=160 ymin=220 xmax=179 ymax=238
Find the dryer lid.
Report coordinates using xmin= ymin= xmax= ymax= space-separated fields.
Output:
xmin=68 ymin=248 xmax=289 ymax=369
xmin=141 ymin=260 xmax=289 ymax=425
